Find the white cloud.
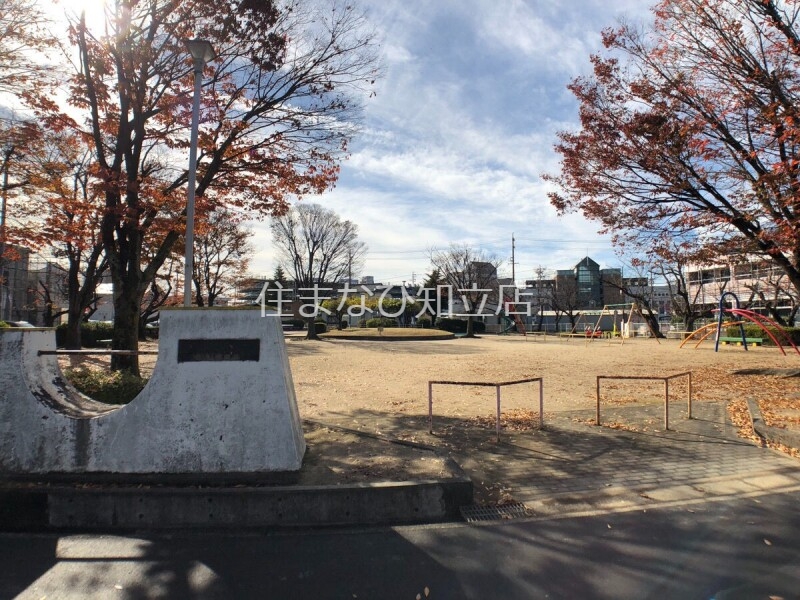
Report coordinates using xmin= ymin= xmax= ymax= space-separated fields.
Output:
xmin=249 ymin=0 xmax=650 ymax=283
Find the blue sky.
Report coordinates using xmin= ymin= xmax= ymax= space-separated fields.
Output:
xmin=58 ymin=0 xmax=652 ymax=286
xmin=250 ymin=0 xmax=656 ymax=285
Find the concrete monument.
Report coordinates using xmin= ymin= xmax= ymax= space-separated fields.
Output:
xmin=0 ymin=308 xmax=305 ymax=476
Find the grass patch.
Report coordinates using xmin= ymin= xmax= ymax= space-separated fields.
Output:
xmin=64 ymin=367 xmax=148 ymax=404
xmin=320 ymin=328 xmax=454 ymax=340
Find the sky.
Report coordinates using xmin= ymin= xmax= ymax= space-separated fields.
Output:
xmin=248 ymin=0 xmax=656 ymax=286
xmin=46 ymin=0 xmax=654 ymax=286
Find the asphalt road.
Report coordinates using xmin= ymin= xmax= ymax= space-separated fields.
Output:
xmin=2 ymin=489 xmax=800 ymax=600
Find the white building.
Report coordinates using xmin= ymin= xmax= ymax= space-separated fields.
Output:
xmin=686 ymin=258 xmax=796 ymax=320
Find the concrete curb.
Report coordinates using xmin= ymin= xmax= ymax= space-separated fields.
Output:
xmin=318 ymin=333 xmax=455 ymax=341
xmin=0 ymin=476 xmax=473 ymax=531
xmin=1 ymin=418 xmax=474 ymax=532
xmin=745 ymin=397 xmax=800 ymax=449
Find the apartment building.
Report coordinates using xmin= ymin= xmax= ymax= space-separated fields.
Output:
xmin=686 ymin=258 xmax=796 ymax=319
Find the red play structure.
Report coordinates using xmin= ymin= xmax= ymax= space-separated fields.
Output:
xmin=680 ymin=291 xmax=799 ymax=356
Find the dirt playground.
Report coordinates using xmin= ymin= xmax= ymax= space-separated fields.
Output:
xmin=58 ymin=333 xmax=800 ymax=493
xmin=284 ymin=334 xmax=800 ymax=424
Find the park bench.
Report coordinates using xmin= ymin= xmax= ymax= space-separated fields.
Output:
xmin=718 ymin=336 xmax=763 ymax=346
xmin=666 ymin=331 xmax=691 ymax=340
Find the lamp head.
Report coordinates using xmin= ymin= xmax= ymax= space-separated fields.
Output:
xmin=185 ymin=39 xmax=216 ymax=64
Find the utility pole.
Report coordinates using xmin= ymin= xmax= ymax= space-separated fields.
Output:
xmin=511 ymin=233 xmax=516 ymax=287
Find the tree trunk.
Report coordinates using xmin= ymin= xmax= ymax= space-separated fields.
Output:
xmin=765 ymin=303 xmax=788 ymax=327
xmin=64 ymin=259 xmax=84 ymax=349
xmin=110 ymin=272 xmax=142 ymax=376
xmin=305 ymin=315 xmax=319 ymax=340
xmin=138 ymin=319 xmax=148 ymax=341
xmin=64 ymin=306 xmax=83 ymax=349
xmin=642 ymin=310 xmax=665 ymax=339
xmin=62 ymin=242 xmax=107 ymax=349
xmin=103 ymin=216 xmax=178 ymax=374
xmin=465 ymin=314 xmax=475 ymax=337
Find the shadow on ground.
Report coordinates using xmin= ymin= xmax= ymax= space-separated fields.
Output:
xmin=3 ymin=490 xmax=800 ymax=599
xmin=309 ymin=401 xmax=775 ymax=505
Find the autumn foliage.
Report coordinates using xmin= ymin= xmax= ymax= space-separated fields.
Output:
xmin=547 ymin=0 xmax=800 ymax=298
xmin=8 ymin=0 xmax=378 ymax=372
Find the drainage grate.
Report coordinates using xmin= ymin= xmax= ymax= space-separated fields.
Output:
xmin=460 ymin=502 xmax=530 ymax=523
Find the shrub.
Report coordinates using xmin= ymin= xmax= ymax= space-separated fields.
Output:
xmin=435 ymin=317 xmax=485 ymax=334
xmin=0 ymin=321 xmax=8 ymax=328
xmin=313 ymin=320 xmax=328 ymax=334
xmin=64 ymin=367 xmax=148 ymax=405
xmin=55 ymin=321 xmax=115 ymax=347
xmin=365 ymin=317 xmax=397 ymax=328
xmin=289 ymin=318 xmax=305 ymax=330
xmin=417 ymin=316 xmax=432 ymax=329
xmin=725 ymin=324 xmax=800 ymax=346
xmin=339 ymin=319 xmax=348 ymax=330
xmin=435 ymin=317 xmax=465 ymax=333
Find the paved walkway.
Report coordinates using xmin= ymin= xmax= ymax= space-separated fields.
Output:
xmin=445 ymin=401 xmax=800 ymax=518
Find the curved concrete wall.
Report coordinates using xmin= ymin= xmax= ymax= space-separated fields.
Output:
xmin=0 ymin=309 xmax=305 ymax=475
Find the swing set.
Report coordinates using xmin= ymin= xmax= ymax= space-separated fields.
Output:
xmin=571 ymin=303 xmax=661 ymax=344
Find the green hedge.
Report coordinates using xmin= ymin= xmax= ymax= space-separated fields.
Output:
xmin=435 ymin=317 xmax=486 ymax=334
xmin=0 ymin=321 xmax=8 ymax=328
xmin=724 ymin=325 xmax=800 ymax=346
xmin=55 ymin=321 xmax=115 ymax=347
xmin=364 ymin=317 xmax=397 ymax=328
xmin=313 ymin=321 xmax=328 ymax=334
xmin=64 ymin=367 xmax=148 ymax=404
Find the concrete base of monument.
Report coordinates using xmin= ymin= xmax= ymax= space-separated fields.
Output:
xmin=0 ymin=308 xmax=473 ymax=529
xmin=0 ymin=421 xmax=473 ymax=530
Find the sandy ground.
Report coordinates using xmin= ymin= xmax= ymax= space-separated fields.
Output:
xmin=70 ymin=333 xmax=800 ymax=428
xmin=58 ymin=333 xmax=800 ymax=494
xmin=283 ymin=334 xmax=800 ymax=422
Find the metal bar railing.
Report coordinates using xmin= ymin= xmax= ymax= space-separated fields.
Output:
xmin=428 ymin=377 xmax=544 ymax=442
xmin=595 ymin=372 xmax=692 ymax=430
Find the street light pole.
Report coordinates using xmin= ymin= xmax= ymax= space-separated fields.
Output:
xmin=0 ymin=144 xmax=15 ymax=321
xmin=183 ymin=39 xmax=216 ymax=307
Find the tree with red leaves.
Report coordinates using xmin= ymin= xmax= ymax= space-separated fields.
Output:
xmin=20 ymin=0 xmax=379 ymax=374
xmin=547 ymin=0 xmax=800 ymax=306
xmin=0 ymin=0 xmax=53 ymax=96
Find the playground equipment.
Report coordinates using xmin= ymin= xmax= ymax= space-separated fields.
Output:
xmin=679 ymin=292 xmax=800 ymax=356
xmin=501 ymin=315 xmax=518 ymax=334
xmin=679 ymin=321 xmax=748 ymax=349
xmin=572 ymin=303 xmax=660 ymax=344
xmin=499 ymin=294 xmax=527 ymax=336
